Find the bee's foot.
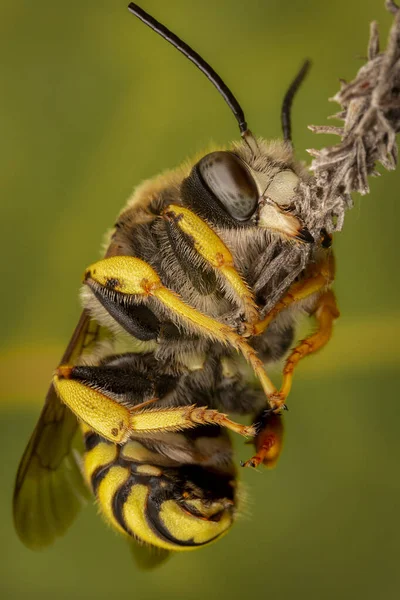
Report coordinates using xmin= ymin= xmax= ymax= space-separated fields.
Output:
xmin=240 ymin=456 xmax=260 ymax=468
xmin=268 ymin=394 xmax=288 ymax=414
xmin=262 ymin=404 xmax=287 ymax=418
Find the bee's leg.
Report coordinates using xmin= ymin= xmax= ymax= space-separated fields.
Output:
xmin=241 ymin=411 xmax=284 ymax=469
xmin=162 ymin=204 xmax=258 ymax=328
xmin=54 ymin=370 xmax=255 ymax=441
xmin=54 ymin=365 xmax=161 ymax=444
xmin=84 ymin=256 xmax=281 ymax=409
xmin=253 ymin=252 xmax=335 ymax=336
xmin=130 ymin=405 xmax=256 ymax=437
xmin=243 ymin=291 xmax=338 ymax=465
xmin=276 ymin=289 xmax=339 ymax=407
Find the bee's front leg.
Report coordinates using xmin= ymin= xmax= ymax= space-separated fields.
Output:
xmin=242 ymin=289 xmax=339 ymax=467
xmin=253 ymin=251 xmax=336 ymax=336
xmin=248 ymin=287 xmax=340 ymax=418
xmin=251 ymin=251 xmax=338 ymax=412
xmin=279 ymin=289 xmax=339 ymax=401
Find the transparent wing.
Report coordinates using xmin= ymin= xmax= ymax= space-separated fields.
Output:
xmin=128 ymin=539 xmax=171 ymax=570
xmin=13 ymin=311 xmax=105 ymax=549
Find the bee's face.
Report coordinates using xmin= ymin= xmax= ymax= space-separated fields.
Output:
xmin=182 ymin=139 xmax=314 ymax=243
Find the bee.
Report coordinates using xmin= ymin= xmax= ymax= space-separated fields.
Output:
xmin=13 ymin=2 xmax=338 ymax=566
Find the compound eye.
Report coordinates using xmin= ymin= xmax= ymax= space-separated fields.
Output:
xmin=198 ymin=151 xmax=258 ymax=221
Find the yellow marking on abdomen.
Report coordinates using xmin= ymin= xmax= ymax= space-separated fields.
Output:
xmin=79 ymin=421 xmax=92 ymax=436
xmin=84 ymin=443 xmax=118 ymax=484
xmin=159 ymin=499 xmax=232 ymax=545
xmin=97 ymin=466 xmax=131 ymax=536
xmin=123 ymin=486 xmax=232 ymax=551
xmin=135 ymin=465 xmax=163 ymax=476
xmin=121 ymin=440 xmax=161 ymax=463
xmin=123 ymin=484 xmax=183 ymax=550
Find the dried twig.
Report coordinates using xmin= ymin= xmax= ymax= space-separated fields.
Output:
xmin=302 ymin=1 xmax=400 ymax=233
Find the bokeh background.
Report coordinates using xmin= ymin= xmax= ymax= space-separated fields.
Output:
xmin=1 ymin=1 xmax=399 ymax=598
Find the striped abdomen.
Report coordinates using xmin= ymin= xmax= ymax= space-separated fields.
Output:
xmin=82 ymin=426 xmax=237 ymax=551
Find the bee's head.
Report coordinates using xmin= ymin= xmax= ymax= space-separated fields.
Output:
xmin=120 ymin=462 xmax=236 ymax=551
xmin=128 ymin=4 xmax=315 ymax=244
xmin=181 ymin=147 xmax=314 ymax=244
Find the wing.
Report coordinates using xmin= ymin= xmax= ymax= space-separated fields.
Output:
xmin=128 ymin=539 xmax=171 ymax=570
xmin=13 ymin=311 xmax=106 ymax=549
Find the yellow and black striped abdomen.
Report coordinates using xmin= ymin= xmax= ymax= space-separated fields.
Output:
xmin=82 ymin=427 xmax=236 ymax=551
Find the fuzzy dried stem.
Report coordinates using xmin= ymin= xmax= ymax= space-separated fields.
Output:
xmin=296 ymin=2 xmax=400 ymax=234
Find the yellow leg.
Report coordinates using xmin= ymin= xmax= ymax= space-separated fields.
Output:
xmin=130 ymin=405 xmax=256 ymax=437
xmin=242 ymin=290 xmax=339 ymax=467
xmin=53 ymin=369 xmax=159 ymax=444
xmin=271 ymin=289 xmax=340 ymax=411
xmin=53 ymin=372 xmax=255 ymax=442
xmin=84 ymin=256 xmax=280 ymax=407
xmin=253 ymin=252 xmax=335 ymax=336
xmin=281 ymin=289 xmax=339 ymax=397
xmin=163 ymin=204 xmax=258 ymax=327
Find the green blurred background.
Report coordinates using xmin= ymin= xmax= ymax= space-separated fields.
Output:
xmin=1 ymin=0 xmax=399 ymax=598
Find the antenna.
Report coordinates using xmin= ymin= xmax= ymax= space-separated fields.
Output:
xmin=281 ymin=60 xmax=311 ymax=145
xmin=127 ymin=3 xmax=252 ymax=140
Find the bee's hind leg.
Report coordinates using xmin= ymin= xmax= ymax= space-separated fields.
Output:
xmin=129 ymin=405 xmax=256 ymax=438
xmin=53 ymin=364 xmax=161 ymax=444
xmin=54 ymin=363 xmax=256 ymax=442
